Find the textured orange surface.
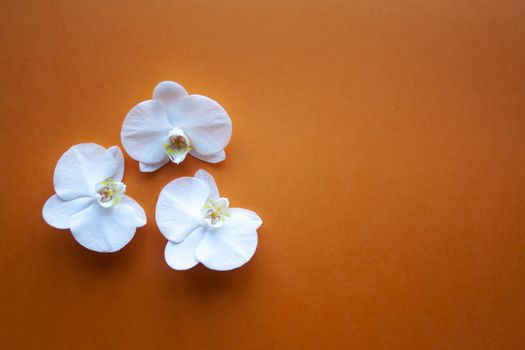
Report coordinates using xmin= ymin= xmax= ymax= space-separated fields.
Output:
xmin=1 ymin=1 xmax=525 ymax=349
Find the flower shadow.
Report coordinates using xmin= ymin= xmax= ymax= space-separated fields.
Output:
xmin=178 ymin=263 xmax=254 ymax=299
xmin=43 ymin=224 xmax=141 ymax=274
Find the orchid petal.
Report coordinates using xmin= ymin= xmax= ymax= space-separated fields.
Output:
xmin=152 ymin=81 xmax=188 ymax=114
xmin=139 ymin=158 xmax=170 ymax=172
xmin=229 ymin=208 xmax=263 ymax=228
xmin=121 ymin=195 xmax=147 ymax=226
xmin=69 ymin=202 xmax=143 ymax=252
xmin=194 ymin=169 xmax=220 ymax=200
xmin=121 ymin=100 xmax=172 ymax=166
xmin=190 ymin=149 xmax=226 ymax=164
xmin=155 ymin=177 xmax=209 ymax=243
xmin=54 ymin=143 xmax=117 ymax=200
xmin=164 ymin=227 xmax=205 ymax=270
xmin=195 ymin=208 xmax=260 ymax=271
xmin=175 ymin=95 xmax=232 ymax=157
xmin=107 ymin=145 xmax=125 ymax=181
xmin=42 ymin=195 xmax=93 ymax=229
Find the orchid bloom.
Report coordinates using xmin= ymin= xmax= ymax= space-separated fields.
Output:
xmin=156 ymin=170 xmax=262 ymax=271
xmin=121 ymin=81 xmax=232 ymax=172
xmin=43 ymin=144 xmax=146 ymax=252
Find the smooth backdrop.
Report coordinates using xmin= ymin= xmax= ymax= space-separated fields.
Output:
xmin=1 ymin=1 xmax=524 ymax=348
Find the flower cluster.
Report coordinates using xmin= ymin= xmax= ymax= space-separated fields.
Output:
xmin=43 ymin=81 xmax=262 ymax=271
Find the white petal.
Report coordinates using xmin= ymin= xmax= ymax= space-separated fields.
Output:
xmin=175 ymin=95 xmax=232 ymax=157
xmin=42 ymin=195 xmax=93 ymax=229
xmin=54 ymin=143 xmax=117 ymax=200
xmin=229 ymin=208 xmax=263 ymax=228
xmin=155 ymin=177 xmax=209 ymax=242
xmin=164 ymin=227 xmax=205 ymax=270
xmin=69 ymin=202 xmax=143 ymax=252
xmin=194 ymin=169 xmax=220 ymax=199
xmin=121 ymin=100 xmax=172 ymax=165
xmin=139 ymin=158 xmax=169 ymax=172
xmin=190 ymin=149 xmax=226 ymax=164
xmin=121 ymin=195 xmax=147 ymax=226
xmin=195 ymin=208 xmax=260 ymax=271
xmin=152 ymin=81 xmax=188 ymax=112
xmin=107 ymin=145 xmax=124 ymax=181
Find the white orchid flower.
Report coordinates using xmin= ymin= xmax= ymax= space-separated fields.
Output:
xmin=121 ymin=81 xmax=232 ymax=172
xmin=42 ymin=143 xmax=146 ymax=252
xmin=156 ymin=169 xmax=262 ymax=271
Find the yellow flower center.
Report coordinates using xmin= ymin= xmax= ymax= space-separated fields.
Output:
xmin=95 ymin=178 xmax=126 ymax=208
xmin=202 ymin=198 xmax=230 ymax=228
xmin=169 ymin=135 xmax=188 ymax=148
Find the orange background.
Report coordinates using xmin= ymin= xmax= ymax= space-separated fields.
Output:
xmin=1 ymin=1 xmax=524 ymax=348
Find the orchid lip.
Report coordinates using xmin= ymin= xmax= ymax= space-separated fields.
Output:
xmin=164 ymin=128 xmax=191 ymax=164
xmin=95 ymin=178 xmax=126 ymax=208
xmin=202 ymin=197 xmax=230 ymax=228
